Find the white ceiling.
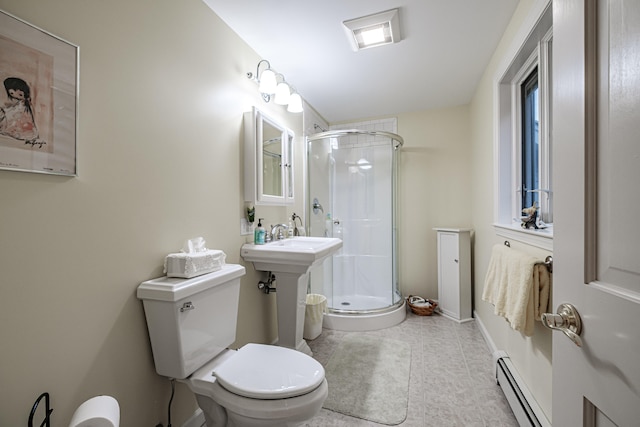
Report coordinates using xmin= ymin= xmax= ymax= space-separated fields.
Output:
xmin=203 ymin=0 xmax=520 ymax=123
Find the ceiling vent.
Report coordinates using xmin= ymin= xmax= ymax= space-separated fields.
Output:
xmin=343 ymin=8 xmax=401 ymax=51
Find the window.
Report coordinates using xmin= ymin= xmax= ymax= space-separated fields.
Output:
xmin=515 ymin=38 xmax=552 ymax=227
xmin=521 ymin=67 xmax=539 ymax=211
xmin=494 ymin=1 xmax=552 ymax=250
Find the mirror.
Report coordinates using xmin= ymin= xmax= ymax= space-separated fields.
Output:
xmin=262 ymin=119 xmax=283 ymax=197
xmin=244 ymin=107 xmax=294 ymax=205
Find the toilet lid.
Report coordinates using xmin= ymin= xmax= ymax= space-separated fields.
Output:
xmin=212 ymin=343 xmax=325 ymax=399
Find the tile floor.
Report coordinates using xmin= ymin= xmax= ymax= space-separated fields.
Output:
xmin=303 ymin=311 xmax=519 ymax=427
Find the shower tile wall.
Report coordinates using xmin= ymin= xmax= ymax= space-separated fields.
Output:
xmin=331 ymin=117 xmax=398 ymax=133
xmin=331 ymin=118 xmax=398 ymax=149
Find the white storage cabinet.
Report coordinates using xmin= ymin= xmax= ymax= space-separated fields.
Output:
xmin=434 ymin=228 xmax=472 ymax=322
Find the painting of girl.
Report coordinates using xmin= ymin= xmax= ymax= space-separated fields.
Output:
xmin=0 ymin=76 xmax=39 ymax=143
xmin=0 ymin=10 xmax=77 ymax=175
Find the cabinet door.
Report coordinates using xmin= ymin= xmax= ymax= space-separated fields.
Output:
xmin=439 ymin=232 xmax=460 ymax=319
xmin=244 ymin=107 xmax=295 ymax=206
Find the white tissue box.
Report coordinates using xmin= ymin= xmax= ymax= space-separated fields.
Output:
xmin=164 ymin=250 xmax=226 ymax=278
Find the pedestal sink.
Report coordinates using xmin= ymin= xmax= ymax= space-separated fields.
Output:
xmin=241 ymin=236 xmax=342 ymax=355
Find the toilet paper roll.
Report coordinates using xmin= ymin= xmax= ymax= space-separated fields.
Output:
xmin=69 ymin=395 xmax=120 ymax=427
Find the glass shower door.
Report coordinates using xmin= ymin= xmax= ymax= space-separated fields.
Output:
xmin=307 ymin=131 xmax=400 ymax=313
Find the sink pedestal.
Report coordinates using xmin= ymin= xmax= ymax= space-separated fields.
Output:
xmin=274 ymin=271 xmax=313 ymax=355
xmin=240 ymin=237 xmax=343 ymax=356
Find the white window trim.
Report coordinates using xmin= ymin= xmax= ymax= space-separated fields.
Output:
xmin=493 ymin=0 xmax=553 ymax=251
xmin=539 ymin=29 xmax=553 ymax=224
xmin=512 ymin=29 xmax=553 ymax=225
xmin=512 ymin=49 xmax=540 ymax=221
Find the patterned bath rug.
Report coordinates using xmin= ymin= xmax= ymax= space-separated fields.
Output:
xmin=322 ymin=335 xmax=411 ymax=425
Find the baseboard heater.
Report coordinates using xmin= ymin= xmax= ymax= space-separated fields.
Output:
xmin=493 ymin=351 xmax=551 ymax=427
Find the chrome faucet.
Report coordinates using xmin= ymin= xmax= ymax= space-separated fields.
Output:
xmin=270 ymin=224 xmax=289 ymax=240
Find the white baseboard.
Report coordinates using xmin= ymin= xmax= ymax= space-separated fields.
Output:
xmin=182 ymin=408 xmax=205 ymax=427
xmin=476 ymin=310 xmax=551 ymax=427
xmin=473 ymin=310 xmax=498 ymax=354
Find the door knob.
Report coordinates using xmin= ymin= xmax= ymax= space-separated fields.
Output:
xmin=541 ymin=303 xmax=583 ymax=347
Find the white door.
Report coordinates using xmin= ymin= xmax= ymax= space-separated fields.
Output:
xmin=552 ymin=0 xmax=640 ymax=425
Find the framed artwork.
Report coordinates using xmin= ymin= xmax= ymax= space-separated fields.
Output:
xmin=0 ymin=10 xmax=78 ymax=176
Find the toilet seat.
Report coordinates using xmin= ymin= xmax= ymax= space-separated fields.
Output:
xmin=213 ymin=343 xmax=325 ymax=399
xmin=184 ymin=344 xmax=328 ymax=422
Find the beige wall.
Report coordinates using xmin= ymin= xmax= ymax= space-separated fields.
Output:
xmin=469 ymin=0 xmax=553 ymax=420
xmin=0 ymin=0 xmax=303 ymax=425
xmin=395 ymin=106 xmax=473 ymax=299
xmin=329 ymin=107 xmax=472 ymax=299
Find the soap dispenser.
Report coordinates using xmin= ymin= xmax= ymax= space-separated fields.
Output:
xmin=254 ymin=218 xmax=266 ymax=245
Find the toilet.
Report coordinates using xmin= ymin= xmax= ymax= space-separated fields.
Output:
xmin=137 ymin=264 xmax=327 ymax=426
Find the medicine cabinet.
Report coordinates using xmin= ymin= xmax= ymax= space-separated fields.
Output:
xmin=244 ymin=107 xmax=294 ymax=205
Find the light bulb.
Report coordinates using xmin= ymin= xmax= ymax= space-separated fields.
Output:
xmin=287 ymin=93 xmax=303 ymax=113
xmin=258 ymin=69 xmax=277 ymax=94
xmin=274 ymin=82 xmax=291 ymax=105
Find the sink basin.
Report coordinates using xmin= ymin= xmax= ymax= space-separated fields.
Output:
xmin=241 ymin=236 xmax=342 ymax=273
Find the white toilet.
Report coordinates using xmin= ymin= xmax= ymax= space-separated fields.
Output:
xmin=137 ymin=264 xmax=328 ymax=427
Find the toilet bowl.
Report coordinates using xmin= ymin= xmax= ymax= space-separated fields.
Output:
xmin=137 ymin=264 xmax=327 ymax=426
xmin=186 ymin=344 xmax=327 ymax=426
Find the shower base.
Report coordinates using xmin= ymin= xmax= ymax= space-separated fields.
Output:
xmin=322 ymin=297 xmax=406 ymax=332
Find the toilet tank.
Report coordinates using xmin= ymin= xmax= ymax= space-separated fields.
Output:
xmin=137 ymin=264 xmax=245 ymax=379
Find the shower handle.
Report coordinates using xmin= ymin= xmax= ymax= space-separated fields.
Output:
xmin=312 ymin=198 xmax=324 ymax=214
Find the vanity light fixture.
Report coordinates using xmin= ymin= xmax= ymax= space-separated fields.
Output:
xmin=247 ymin=60 xmax=303 ymax=112
xmin=246 ymin=59 xmax=275 ymax=102
xmin=343 ymin=8 xmax=401 ymax=51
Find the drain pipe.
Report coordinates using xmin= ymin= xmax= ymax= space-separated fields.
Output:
xmin=257 ymin=272 xmax=276 ymax=294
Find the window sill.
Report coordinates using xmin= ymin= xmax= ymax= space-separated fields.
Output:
xmin=493 ymin=223 xmax=553 ymax=251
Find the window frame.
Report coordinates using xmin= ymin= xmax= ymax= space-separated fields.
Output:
xmin=493 ymin=0 xmax=553 ymax=250
xmin=512 ymin=30 xmax=552 ymax=226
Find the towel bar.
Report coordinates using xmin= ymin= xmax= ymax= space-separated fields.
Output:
xmin=503 ymin=240 xmax=552 ymax=273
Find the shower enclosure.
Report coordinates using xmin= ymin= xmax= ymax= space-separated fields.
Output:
xmin=307 ymin=129 xmax=405 ymax=331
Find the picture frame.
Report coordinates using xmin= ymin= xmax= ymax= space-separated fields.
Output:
xmin=0 ymin=9 xmax=78 ymax=176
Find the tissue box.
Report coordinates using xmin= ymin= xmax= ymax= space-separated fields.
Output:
xmin=164 ymin=250 xmax=226 ymax=278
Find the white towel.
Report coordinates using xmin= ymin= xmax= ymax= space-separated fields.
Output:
xmin=481 ymin=244 xmax=551 ymax=336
